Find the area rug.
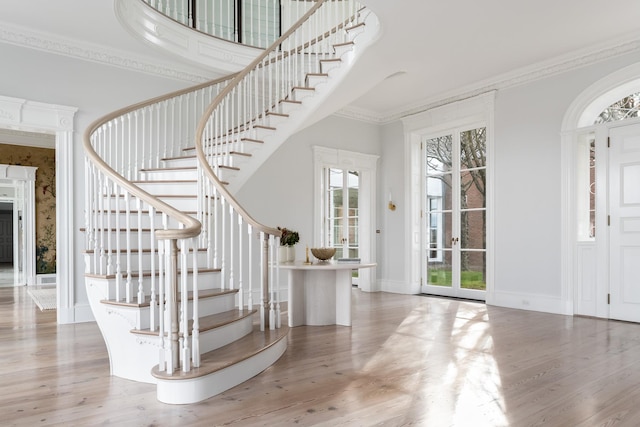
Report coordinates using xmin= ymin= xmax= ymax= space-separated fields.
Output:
xmin=27 ymin=287 xmax=56 ymax=311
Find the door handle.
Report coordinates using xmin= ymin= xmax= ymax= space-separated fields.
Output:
xmin=451 ymin=237 xmax=459 ymax=245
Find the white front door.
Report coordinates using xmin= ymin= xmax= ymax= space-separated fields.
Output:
xmin=609 ymin=123 xmax=640 ymax=322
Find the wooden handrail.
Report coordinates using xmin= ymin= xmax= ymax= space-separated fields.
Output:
xmin=83 ymin=74 xmax=236 ymax=240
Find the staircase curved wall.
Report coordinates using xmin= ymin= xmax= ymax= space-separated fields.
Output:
xmin=115 ymin=0 xmax=263 ymax=75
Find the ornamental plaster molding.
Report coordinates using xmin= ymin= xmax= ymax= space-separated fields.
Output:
xmin=0 ymin=95 xmax=77 ymax=133
xmin=0 ymin=22 xmax=209 ymax=84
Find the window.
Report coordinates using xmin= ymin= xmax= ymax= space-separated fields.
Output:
xmin=594 ymin=92 xmax=640 ymax=124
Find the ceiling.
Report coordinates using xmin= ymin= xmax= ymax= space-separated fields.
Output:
xmin=1 ymin=0 xmax=640 ymax=122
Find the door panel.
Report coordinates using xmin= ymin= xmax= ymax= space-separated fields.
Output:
xmin=609 ymin=123 xmax=640 ymax=322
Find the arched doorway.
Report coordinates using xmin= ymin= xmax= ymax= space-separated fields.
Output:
xmin=561 ymin=63 xmax=640 ymax=321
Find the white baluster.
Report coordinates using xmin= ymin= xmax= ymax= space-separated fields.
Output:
xmin=114 ymin=184 xmax=122 ymax=302
xmin=238 ymin=215 xmax=244 ymax=313
xmin=125 ymin=192 xmax=132 ymax=303
xmin=247 ymin=224 xmax=253 ymax=311
xmin=259 ymin=231 xmax=265 ymax=332
xmin=158 ymin=238 xmax=166 ymax=371
xmin=137 ymin=198 xmax=145 ymax=304
xmin=228 ymin=204 xmax=234 ymax=291
xmin=220 ymin=196 xmax=226 ymax=289
xmin=180 ymin=237 xmax=190 ymax=372
xmin=149 ymin=206 xmax=157 ymax=331
xmin=269 ymin=234 xmax=275 ymax=330
xmin=191 ymin=236 xmax=200 ymax=368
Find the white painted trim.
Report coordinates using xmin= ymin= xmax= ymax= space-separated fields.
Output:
xmin=402 ymin=92 xmax=495 ymax=301
xmin=489 ymin=290 xmax=570 ymax=315
xmin=0 ymin=95 xmax=77 ymax=324
xmin=379 ymin=279 xmax=417 ymax=295
xmin=312 ymin=146 xmax=379 ymax=291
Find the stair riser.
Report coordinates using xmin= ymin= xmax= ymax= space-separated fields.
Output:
xmin=161 ymin=157 xmax=197 ymax=169
xmin=140 ymin=169 xmax=198 ymax=181
xmin=276 ymin=101 xmax=302 ymax=116
xmin=135 ymin=181 xmax=197 ymax=196
xmin=88 ymin=212 xmax=195 ymax=229
xmin=88 ymin=251 xmax=210 ymax=273
xmin=290 ymin=88 xmax=316 ymax=103
xmin=86 ymin=230 xmax=203 ymax=250
xmin=102 ymin=196 xmax=199 ymax=212
xmin=103 ymin=271 xmax=221 ymax=301
xmin=320 ymin=60 xmax=342 ymax=74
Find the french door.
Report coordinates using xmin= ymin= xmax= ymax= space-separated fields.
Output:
xmin=609 ymin=123 xmax=640 ymax=321
xmin=422 ymin=127 xmax=487 ymax=300
xmin=325 ymin=168 xmax=360 ymax=260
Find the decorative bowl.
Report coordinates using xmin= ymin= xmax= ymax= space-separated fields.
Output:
xmin=310 ymin=247 xmax=336 ymax=261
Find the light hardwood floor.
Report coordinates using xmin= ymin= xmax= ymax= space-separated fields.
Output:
xmin=3 ymin=286 xmax=640 ymax=426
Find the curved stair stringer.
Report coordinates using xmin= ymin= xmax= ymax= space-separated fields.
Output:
xmin=226 ymin=9 xmax=381 ymax=193
xmin=86 ymin=277 xmax=160 ymax=383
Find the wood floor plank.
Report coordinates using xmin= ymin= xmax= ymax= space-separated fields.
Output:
xmin=5 ymin=286 xmax=640 ymax=426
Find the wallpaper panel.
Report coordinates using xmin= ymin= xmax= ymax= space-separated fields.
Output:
xmin=0 ymin=143 xmax=56 ymax=274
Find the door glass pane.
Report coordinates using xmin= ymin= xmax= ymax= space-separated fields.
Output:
xmin=460 ymin=128 xmax=486 ymax=170
xmin=427 ymin=212 xmax=452 ymax=250
xmin=427 ymin=251 xmax=452 ymax=287
xmin=425 ymin=135 xmax=453 ymax=173
xmin=460 ymin=250 xmax=486 ymax=290
xmin=460 ymin=210 xmax=486 ymax=250
xmin=427 ymin=175 xmax=453 ymax=210
xmin=347 ymin=171 xmax=359 ymax=259
xmin=460 ymin=170 xmax=486 ymax=209
xmin=327 ymin=168 xmax=343 ymax=249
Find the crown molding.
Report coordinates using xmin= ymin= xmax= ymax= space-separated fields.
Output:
xmin=0 ymin=21 xmax=210 ymax=84
xmin=337 ymin=34 xmax=640 ymax=125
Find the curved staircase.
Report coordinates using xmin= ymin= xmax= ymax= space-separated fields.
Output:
xmin=83 ymin=0 xmax=379 ymax=404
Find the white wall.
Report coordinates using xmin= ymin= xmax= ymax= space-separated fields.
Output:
xmin=0 ymin=42 xmax=192 ymax=322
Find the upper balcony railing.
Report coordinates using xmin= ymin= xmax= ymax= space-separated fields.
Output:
xmin=144 ymin=0 xmax=319 ymax=49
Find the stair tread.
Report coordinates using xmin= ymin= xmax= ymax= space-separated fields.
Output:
xmin=133 ymin=307 xmax=256 ymax=336
xmin=151 ymin=324 xmax=289 ymax=380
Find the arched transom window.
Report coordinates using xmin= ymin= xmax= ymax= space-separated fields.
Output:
xmin=594 ymin=91 xmax=640 ymax=124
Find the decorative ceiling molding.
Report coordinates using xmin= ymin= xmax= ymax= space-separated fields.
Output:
xmin=0 ymin=21 xmax=211 ymax=84
xmin=337 ymin=36 xmax=640 ymax=125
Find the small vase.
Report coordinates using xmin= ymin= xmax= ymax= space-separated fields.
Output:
xmin=278 ymin=246 xmax=288 ymax=263
xmin=287 ymin=246 xmax=296 ymax=262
